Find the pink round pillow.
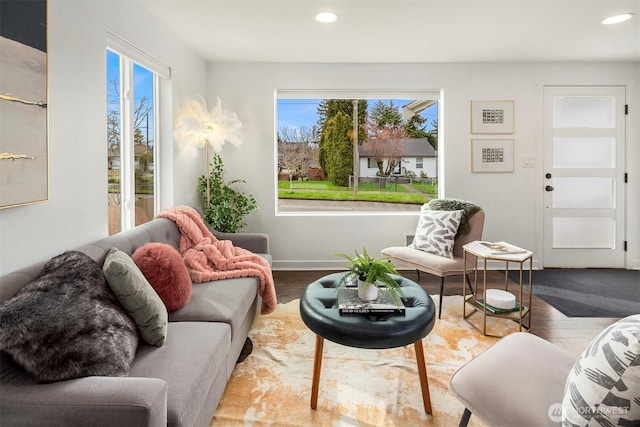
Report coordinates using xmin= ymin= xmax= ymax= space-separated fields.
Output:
xmin=132 ymin=243 xmax=192 ymax=311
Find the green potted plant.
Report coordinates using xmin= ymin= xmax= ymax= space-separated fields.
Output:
xmin=199 ymin=153 xmax=258 ymax=233
xmin=335 ymin=247 xmax=404 ymax=305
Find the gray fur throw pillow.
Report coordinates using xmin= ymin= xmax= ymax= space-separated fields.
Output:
xmin=0 ymin=251 xmax=139 ymax=383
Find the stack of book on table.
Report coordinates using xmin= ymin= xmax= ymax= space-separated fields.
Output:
xmin=337 ymin=288 xmax=405 ymax=315
xmin=478 ymin=241 xmax=529 ymax=255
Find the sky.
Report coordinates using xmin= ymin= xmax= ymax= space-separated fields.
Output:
xmin=107 ymin=51 xmax=155 ymax=145
xmin=277 ymin=98 xmax=438 ymax=133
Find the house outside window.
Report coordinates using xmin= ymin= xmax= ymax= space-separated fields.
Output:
xmin=358 ymin=141 xmax=436 ymax=178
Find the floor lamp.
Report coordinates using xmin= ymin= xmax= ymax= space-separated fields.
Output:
xmin=174 ymin=96 xmax=243 ymax=208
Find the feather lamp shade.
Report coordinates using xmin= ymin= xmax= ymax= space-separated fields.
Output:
xmin=174 ymin=97 xmax=243 ymax=207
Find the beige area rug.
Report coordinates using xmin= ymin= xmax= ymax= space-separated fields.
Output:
xmin=210 ymin=295 xmax=521 ymax=426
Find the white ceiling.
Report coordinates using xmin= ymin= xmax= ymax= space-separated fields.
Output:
xmin=143 ymin=0 xmax=640 ymax=63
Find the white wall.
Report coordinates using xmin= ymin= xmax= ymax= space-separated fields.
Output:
xmin=1 ymin=7 xmax=637 ymax=275
xmin=208 ymin=62 xmax=639 ymax=270
xmin=0 ymin=0 xmax=207 ymax=274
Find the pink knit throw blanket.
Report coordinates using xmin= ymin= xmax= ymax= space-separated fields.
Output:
xmin=157 ymin=206 xmax=277 ymax=315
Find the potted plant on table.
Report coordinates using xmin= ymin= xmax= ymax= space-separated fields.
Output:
xmin=335 ymin=247 xmax=404 ymax=306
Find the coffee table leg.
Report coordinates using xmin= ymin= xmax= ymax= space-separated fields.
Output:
xmin=414 ymin=340 xmax=433 ymax=414
xmin=310 ymin=335 xmax=324 ymax=409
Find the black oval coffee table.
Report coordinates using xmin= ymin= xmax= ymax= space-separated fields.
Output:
xmin=299 ymin=272 xmax=436 ymax=414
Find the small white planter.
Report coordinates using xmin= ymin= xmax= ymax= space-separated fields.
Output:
xmin=357 ymin=280 xmax=379 ymax=301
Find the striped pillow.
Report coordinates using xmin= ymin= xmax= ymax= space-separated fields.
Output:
xmin=562 ymin=314 xmax=640 ymax=426
xmin=410 ymin=208 xmax=463 ymax=258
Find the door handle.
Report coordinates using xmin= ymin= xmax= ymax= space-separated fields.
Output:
xmin=545 ymin=185 xmax=554 ymax=192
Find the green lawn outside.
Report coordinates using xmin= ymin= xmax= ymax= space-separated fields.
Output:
xmin=277 ymin=179 xmax=436 ymax=204
xmin=411 ymin=181 xmax=438 ymax=194
xmin=278 ymin=180 xmax=410 ymax=193
xmin=278 ymin=180 xmax=346 ymax=191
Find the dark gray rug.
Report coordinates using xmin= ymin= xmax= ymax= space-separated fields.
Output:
xmin=507 ymin=269 xmax=640 ymax=318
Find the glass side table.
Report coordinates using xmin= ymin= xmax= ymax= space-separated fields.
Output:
xmin=462 ymin=241 xmax=533 ymax=337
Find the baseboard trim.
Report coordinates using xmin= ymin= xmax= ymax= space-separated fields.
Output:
xmin=272 ymin=259 xmax=541 ymax=271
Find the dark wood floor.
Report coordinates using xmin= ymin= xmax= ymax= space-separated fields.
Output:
xmin=272 ymin=269 xmax=619 ymax=357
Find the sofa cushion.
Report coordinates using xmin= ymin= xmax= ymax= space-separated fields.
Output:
xmin=103 ymin=247 xmax=168 ymax=346
xmin=562 ymin=314 xmax=640 ymax=426
xmin=132 ymin=243 xmax=192 ymax=312
xmin=130 ymin=321 xmax=231 ymax=427
xmin=410 ymin=208 xmax=463 ymax=258
xmin=0 ymin=251 xmax=139 ymax=382
xmin=169 ymin=277 xmax=258 ymax=340
xmin=0 ymin=350 xmax=168 ymax=427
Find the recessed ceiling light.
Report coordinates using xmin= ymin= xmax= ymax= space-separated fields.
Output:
xmin=314 ymin=11 xmax=338 ymax=23
xmin=602 ymin=13 xmax=634 ymax=25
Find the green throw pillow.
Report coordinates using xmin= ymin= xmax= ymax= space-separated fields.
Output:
xmin=103 ymin=247 xmax=168 ymax=346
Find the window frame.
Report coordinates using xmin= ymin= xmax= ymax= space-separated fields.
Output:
xmin=107 ymin=33 xmax=169 ymax=232
xmin=275 ymin=89 xmax=441 ymax=216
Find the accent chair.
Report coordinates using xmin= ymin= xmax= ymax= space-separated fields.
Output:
xmin=449 ymin=314 xmax=640 ymax=426
xmin=381 ymin=209 xmax=485 ymax=319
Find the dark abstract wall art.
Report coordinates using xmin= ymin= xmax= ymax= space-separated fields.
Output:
xmin=0 ymin=0 xmax=48 ymax=208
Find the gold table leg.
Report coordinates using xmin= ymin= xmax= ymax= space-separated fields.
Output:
xmin=310 ymin=335 xmax=324 ymax=409
xmin=414 ymin=340 xmax=433 ymax=414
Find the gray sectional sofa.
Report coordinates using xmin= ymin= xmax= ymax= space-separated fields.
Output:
xmin=0 ymin=215 xmax=271 ymax=427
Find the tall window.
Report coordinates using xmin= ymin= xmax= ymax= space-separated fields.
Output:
xmin=107 ymin=34 xmax=168 ymax=235
xmin=276 ymin=91 xmax=439 ymax=213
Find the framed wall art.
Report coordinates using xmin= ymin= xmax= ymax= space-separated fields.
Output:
xmin=471 ymin=139 xmax=514 ymax=173
xmin=471 ymin=100 xmax=514 ymax=134
xmin=0 ymin=0 xmax=48 ymax=209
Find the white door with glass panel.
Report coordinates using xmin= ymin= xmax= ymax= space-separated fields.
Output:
xmin=543 ymin=86 xmax=626 ymax=268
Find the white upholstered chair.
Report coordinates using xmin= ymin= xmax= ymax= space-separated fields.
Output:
xmin=381 ymin=209 xmax=485 ymax=319
xmin=449 ymin=332 xmax=575 ymax=426
xmin=449 ymin=314 xmax=640 ymax=426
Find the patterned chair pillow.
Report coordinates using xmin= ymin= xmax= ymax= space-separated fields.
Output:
xmin=409 ymin=208 xmax=463 ymax=258
xmin=562 ymin=314 xmax=640 ymax=426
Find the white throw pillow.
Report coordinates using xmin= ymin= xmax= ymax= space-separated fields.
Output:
xmin=409 ymin=208 xmax=463 ymax=258
xmin=562 ymin=314 xmax=640 ymax=426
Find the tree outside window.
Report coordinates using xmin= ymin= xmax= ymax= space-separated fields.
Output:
xmin=276 ymin=94 xmax=439 ymax=212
